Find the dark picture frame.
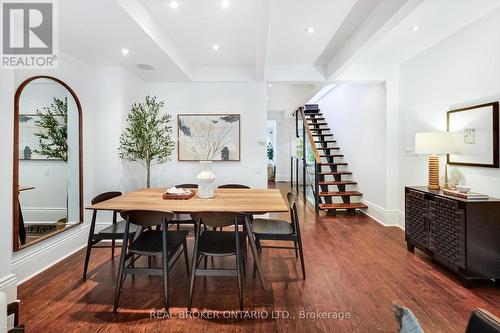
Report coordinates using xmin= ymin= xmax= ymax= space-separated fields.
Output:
xmin=177 ymin=113 xmax=241 ymax=161
xmin=447 ymin=101 xmax=499 ymax=168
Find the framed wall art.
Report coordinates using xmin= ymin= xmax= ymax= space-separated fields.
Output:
xmin=177 ymin=114 xmax=241 ymax=161
xmin=447 ymin=101 xmax=499 ymax=168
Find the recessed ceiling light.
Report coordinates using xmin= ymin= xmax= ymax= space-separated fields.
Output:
xmin=169 ymin=1 xmax=180 ymax=9
xmin=121 ymin=48 xmax=129 ymax=56
xmin=266 ymin=96 xmax=270 ymax=100
xmin=305 ymin=26 xmax=315 ymax=33
xmin=410 ymin=25 xmax=421 ymax=32
xmin=221 ymin=0 xmax=230 ymax=9
xmin=136 ymin=64 xmax=155 ymax=71
xmin=212 ymin=44 xmax=220 ymax=51
xmin=268 ymin=83 xmax=272 ymax=87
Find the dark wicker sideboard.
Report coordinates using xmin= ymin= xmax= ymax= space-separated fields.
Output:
xmin=405 ymin=186 xmax=500 ymax=287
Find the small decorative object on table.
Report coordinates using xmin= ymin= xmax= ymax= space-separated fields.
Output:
xmin=197 ymin=161 xmax=216 ymax=198
xmin=442 ymin=188 xmax=489 ymax=201
xmin=162 ymin=187 xmax=195 ymax=200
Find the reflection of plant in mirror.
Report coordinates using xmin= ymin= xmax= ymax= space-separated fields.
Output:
xmin=119 ymin=95 xmax=174 ymax=188
xmin=34 ymin=97 xmax=68 ymax=162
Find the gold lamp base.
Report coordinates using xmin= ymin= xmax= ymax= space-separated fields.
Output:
xmin=428 ymin=155 xmax=440 ymax=191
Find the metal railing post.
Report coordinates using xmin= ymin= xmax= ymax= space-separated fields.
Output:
xmin=314 ymin=161 xmax=320 ymax=214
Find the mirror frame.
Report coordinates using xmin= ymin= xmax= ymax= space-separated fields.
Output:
xmin=13 ymin=76 xmax=83 ymax=251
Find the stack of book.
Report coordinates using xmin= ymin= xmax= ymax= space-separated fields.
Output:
xmin=442 ymin=189 xmax=489 ymax=200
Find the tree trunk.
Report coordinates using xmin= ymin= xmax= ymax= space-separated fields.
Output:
xmin=146 ymin=160 xmax=151 ymax=188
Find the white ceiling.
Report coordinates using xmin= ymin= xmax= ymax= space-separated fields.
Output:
xmin=55 ymin=0 xmax=500 ymax=86
xmin=266 ymin=0 xmax=357 ymax=65
xmin=59 ymin=0 xmax=189 ymax=81
xmin=355 ymin=0 xmax=500 ymax=65
xmin=142 ymin=0 xmax=256 ymax=66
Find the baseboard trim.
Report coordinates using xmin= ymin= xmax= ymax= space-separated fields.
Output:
xmin=12 ymin=224 xmax=90 ymax=285
xmin=0 ymin=274 xmax=17 ymax=302
xmin=361 ymin=200 xmax=404 ymax=230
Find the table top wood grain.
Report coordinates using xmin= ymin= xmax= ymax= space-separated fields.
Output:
xmin=86 ymin=188 xmax=289 ymax=213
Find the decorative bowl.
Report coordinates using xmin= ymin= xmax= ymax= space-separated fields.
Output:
xmin=456 ymin=185 xmax=471 ymax=193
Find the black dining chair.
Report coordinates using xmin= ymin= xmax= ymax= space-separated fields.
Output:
xmin=113 ymin=210 xmax=190 ymax=313
xmin=188 ymin=212 xmax=248 ymax=311
xmin=217 ymin=184 xmax=251 ymax=189
xmin=251 ymin=192 xmax=306 ymax=279
xmin=170 ymin=184 xmax=198 ymax=232
xmin=83 ymin=191 xmax=139 ymax=280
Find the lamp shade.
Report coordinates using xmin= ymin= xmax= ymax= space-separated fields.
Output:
xmin=415 ymin=132 xmax=458 ymax=155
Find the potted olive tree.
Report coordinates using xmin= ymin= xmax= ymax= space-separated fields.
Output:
xmin=119 ymin=95 xmax=174 ymax=188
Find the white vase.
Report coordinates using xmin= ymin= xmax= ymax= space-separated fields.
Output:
xmin=196 ymin=161 xmax=216 ymax=198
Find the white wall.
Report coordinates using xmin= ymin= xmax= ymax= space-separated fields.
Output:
xmin=142 ymin=82 xmax=268 ymax=189
xmin=399 ymin=7 xmax=500 ymax=211
xmin=317 ymin=84 xmax=388 ymax=218
xmin=0 ymin=70 xmax=16 ymax=301
xmin=268 ymin=111 xmax=295 ymax=181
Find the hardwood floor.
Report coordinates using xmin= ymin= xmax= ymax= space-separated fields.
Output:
xmin=18 ymin=182 xmax=499 ymax=332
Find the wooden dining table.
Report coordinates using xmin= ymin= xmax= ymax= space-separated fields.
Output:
xmin=86 ymin=188 xmax=289 ymax=289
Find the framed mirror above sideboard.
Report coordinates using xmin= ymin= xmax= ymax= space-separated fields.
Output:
xmin=13 ymin=76 xmax=83 ymax=251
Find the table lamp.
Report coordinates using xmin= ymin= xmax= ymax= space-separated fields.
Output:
xmin=415 ymin=132 xmax=458 ymax=190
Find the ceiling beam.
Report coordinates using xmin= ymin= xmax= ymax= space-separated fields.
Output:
xmin=115 ymin=0 xmax=193 ymax=80
xmin=324 ymin=0 xmax=423 ymax=81
xmin=254 ymin=0 xmax=271 ymax=81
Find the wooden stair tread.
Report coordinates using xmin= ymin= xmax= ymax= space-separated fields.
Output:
xmin=319 ymin=203 xmax=368 ymax=210
xmin=319 ymin=191 xmax=362 ymax=197
xmin=319 ymin=162 xmax=347 ymax=166
xmin=311 ymin=128 xmax=331 ymax=131
xmin=319 ymin=181 xmax=357 ymax=186
xmin=314 ymin=140 xmax=336 ymax=143
xmin=306 ymin=117 xmax=325 ymax=120
xmin=319 ymin=171 xmax=351 ymax=175
xmin=312 ymin=134 xmax=333 ymax=137
xmin=306 ymin=114 xmax=323 ymax=117
xmin=308 ymin=122 xmax=328 ymax=125
xmin=316 ymin=147 xmax=340 ymax=150
xmin=320 ymin=154 xmax=343 ymax=157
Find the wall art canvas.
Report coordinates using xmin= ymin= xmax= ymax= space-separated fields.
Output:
xmin=447 ymin=101 xmax=499 ymax=168
xmin=178 ymin=114 xmax=240 ymax=161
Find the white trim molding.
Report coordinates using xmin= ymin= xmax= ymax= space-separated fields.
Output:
xmin=0 ymin=274 xmax=17 ymax=302
xmin=12 ymin=225 xmax=90 ymax=284
xmin=361 ymin=199 xmax=405 ymax=229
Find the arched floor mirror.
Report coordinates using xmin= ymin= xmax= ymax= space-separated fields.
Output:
xmin=13 ymin=76 xmax=83 ymax=251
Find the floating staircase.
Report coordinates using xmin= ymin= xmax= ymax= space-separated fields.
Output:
xmin=298 ymin=104 xmax=367 ymax=215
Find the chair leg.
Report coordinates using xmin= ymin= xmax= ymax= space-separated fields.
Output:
xmin=162 ymin=253 xmax=169 ymax=312
xmin=111 ymin=239 xmax=115 ymax=259
xmin=177 ymin=223 xmax=180 ymax=230
xmin=182 ymin=239 xmax=190 ymax=276
xmin=188 ymin=252 xmax=198 ymax=311
xmin=82 ymin=239 xmax=94 ymax=281
xmin=294 ymin=241 xmax=299 ymax=258
xmin=148 ymin=256 xmax=152 ymax=269
xmin=188 ymin=231 xmax=200 ymax=312
xmin=255 ymin=235 xmax=261 ymax=251
xmin=297 ymin=238 xmax=306 ymax=280
xmin=236 ymin=250 xmax=244 ymax=311
xmin=113 ymin=245 xmax=128 ymax=313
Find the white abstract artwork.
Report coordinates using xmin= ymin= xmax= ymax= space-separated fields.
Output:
xmin=178 ymin=114 xmax=240 ymax=161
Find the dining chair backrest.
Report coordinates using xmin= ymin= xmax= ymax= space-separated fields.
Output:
xmin=91 ymin=191 xmax=122 ymax=205
xmin=217 ymin=184 xmax=250 ymax=189
xmin=191 ymin=211 xmax=246 ymax=228
xmin=287 ymin=192 xmax=300 ymax=234
xmin=175 ymin=184 xmax=198 ymax=188
xmin=120 ymin=210 xmax=175 ymax=227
